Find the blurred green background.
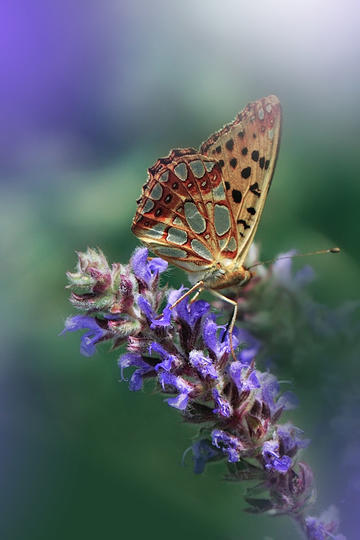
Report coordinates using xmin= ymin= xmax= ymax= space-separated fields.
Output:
xmin=1 ymin=1 xmax=360 ymax=538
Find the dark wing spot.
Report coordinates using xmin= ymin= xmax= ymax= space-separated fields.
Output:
xmin=247 ymin=207 xmax=256 ymax=215
xmin=237 ymin=219 xmax=250 ymax=229
xmin=218 ymin=159 xmax=225 ymax=168
xmin=238 ymin=130 xmax=245 ymax=139
xmin=251 ymin=150 xmax=259 ymax=162
xmin=230 ymin=157 xmax=237 ymax=169
xmin=225 ymin=181 xmax=230 ymax=190
xmin=259 ymin=157 xmax=265 ymax=169
xmin=164 ymin=194 xmax=172 ymax=203
xmin=225 ymin=138 xmax=234 ymax=151
xmin=136 ymin=198 xmax=142 ymax=204
xmin=253 ymin=133 xmax=257 ymax=138
xmin=250 ymin=182 xmax=261 ymax=197
xmin=232 ymin=189 xmax=242 ymax=203
xmin=241 ymin=167 xmax=251 ymax=179
xmin=265 ymin=159 xmax=270 ymax=170
xmin=241 ymin=147 xmax=248 ymax=156
xmin=172 ymin=182 xmax=179 ymax=189
xmin=216 ymin=145 xmax=221 ymax=153
xmin=155 ymin=208 xmax=162 ymax=217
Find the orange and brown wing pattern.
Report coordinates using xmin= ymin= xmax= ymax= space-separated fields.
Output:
xmin=132 ymin=148 xmax=239 ymax=276
xmin=201 ymin=95 xmax=281 ymax=266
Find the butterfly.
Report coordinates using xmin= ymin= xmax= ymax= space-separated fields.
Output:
xmin=132 ymin=95 xmax=281 ymax=354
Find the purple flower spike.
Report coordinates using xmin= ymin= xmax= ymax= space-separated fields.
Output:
xmin=137 ymin=296 xmax=172 ymax=328
xmin=189 ymin=350 xmax=218 ymax=379
xmin=61 ymin=315 xmax=107 ymax=357
xmin=158 ymin=372 xmax=193 ymax=411
xmin=262 ymin=439 xmax=292 ymax=473
xmin=211 ymin=429 xmax=243 ymax=463
xmin=212 ymin=388 xmax=232 ymax=417
xmin=131 ymin=247 xmax=168 ymax=286
xmin=118 ymin=353 xmax=153 ymax=391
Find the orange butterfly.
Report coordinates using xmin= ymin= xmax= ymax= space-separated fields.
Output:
xmin=132 ymin=95 xmax=281 ymax=354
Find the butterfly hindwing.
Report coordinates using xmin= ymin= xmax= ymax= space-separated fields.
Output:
xmin=201 ymin=95 xmax=281 ymax=266
xmin=132 ymin=149 xmax=239 ymax=275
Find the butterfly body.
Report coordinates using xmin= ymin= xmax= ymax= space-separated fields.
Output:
xmin=132 ymin=95 xmax=281 ymax=295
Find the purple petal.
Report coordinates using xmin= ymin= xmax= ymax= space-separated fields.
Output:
xmin=189 ymin=350 xmax=218 ymax=379
xmin=212 ymin=388 xmax=232 ymax=417
xmin=203 ymin=316 xmax=230 ymax=358
xmin=191 ymin=439 xmax=220 ymax=474
xmin=129 ymin=370 xmax=146 ymax=391
xmin=229 ymin=361 xmax=245 ymax=391
xmin=168 ymin=287 xmax=209 ymax=325
xmin=158 ymin=372 xmax=192 ymax=410
xmin=203 ymin=316 xmax=219 ymax=353
xmin=61 ymin=315 xmax=101 ymax=333
xmin=61 ymin=315 xmax=107 ymax=357
xmin=272 ymin=250 xmax=296 ymax=284
xmin=211 ymin=429 xmax=242 ymax=463
xmin=277 ymin=424 xmax=310 ymax=453
xmin=137 ymin=295 xmax=153 ymax=319
xmin=277 ymin=391 xmax=299 ymax=411
xmin=262 ymin=439 xmax=292 ymax=473
xmin=305 ymin=506 xmax=344 ymax=540
xmin=131 ymin=247 xmax=151 ymax=284
xmin=149 ymin=305 xmax=172 ymax=328
xmin=131 ymin=247 xmax=168 ymax=286
xmin=294 ymin=264 xmax=315 ymax=286
xmin=137 ymin=296 xmax=172 ymax=328
xmin=148 ymin=257 xmax=168 ymax=275
xmin=259 ymin=372 xmax=280 ymax=412
xmin=268 ymin=455 xmax=292 ymax=473
xmin=149 ymin=342 xmax=176 ymax=371
xmin=167 ymin=392 xmax=189 ymax=410
xmin=118 ymin=353 xmax=153 ymax=391
xmin=245 ymin=370 xmax=261 ymax=390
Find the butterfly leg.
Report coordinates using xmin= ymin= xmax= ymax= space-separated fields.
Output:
xmin=188 ymin=289 xmax=202 ymax=305
xmin=169 ymin=281 xmax=205 ymax=310
xmin=210 ymin=290 xmax=238 ymax=360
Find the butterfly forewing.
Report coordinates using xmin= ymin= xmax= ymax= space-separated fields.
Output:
xmin=132 ymin=149 xmax=239 ymax=275
xmin=201 ymin=95 xmax=281 ymax=266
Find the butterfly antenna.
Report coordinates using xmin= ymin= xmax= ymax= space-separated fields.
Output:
xmin=249 ymin=247 xmax=341 ymax=269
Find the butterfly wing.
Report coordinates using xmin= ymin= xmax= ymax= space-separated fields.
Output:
xmin=201 ymin=95 xmax=281 ymax=266
xmin=132 ymin=148 xmax=239 ymax=279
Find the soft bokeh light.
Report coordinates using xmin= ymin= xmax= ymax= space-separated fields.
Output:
xmin=1 ymin=1 xmax=359 ymax=538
